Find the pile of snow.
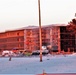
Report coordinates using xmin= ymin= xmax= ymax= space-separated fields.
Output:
xmin=70 ymin=53 xmax=76 ymax=56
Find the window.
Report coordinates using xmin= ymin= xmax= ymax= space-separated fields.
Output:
xmin=17 ymin=33 xmax=19 ymax=35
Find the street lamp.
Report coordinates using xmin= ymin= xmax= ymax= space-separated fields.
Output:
xmin=75 ymin=13 xmax=76 ymax=50
xmin=38 ymin=0 xmax=42 ymax=62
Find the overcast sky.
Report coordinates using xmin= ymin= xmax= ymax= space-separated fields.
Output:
xmin=0 ymin=0 xmax=76 ymax=31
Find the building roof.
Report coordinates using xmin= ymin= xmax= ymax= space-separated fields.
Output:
xmin=0 ymin=26 xmax=38 ymax=33
xmin=43 ymin=24 xmax=67 ymax=27
xmin=0 ymin=24 xmax=68 ymax=33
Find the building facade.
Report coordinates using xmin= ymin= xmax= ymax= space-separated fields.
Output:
xmin=0 ymin=25 xmax=76 ymax=53
xmin=60 ymin=26 xmax=76 ymax=52
xmin=0 ymin=29 xmax=24 ymax=52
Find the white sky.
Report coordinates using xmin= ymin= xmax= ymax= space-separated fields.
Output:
xmin=0 ymin=0 xmax=76 ymax=31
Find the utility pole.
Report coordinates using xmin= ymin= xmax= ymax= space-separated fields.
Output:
xmin=38 ymin=0 xmax=42 ymax=62
xmin=75 ymin=13 xmax=76 ymax=50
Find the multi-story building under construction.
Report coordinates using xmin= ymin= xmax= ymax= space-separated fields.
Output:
xmin=0 ymin=24 xmax=76 ymax=53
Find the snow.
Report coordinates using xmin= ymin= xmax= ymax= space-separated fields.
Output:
xmin=0 ymin=54 xmax=76 ymax=74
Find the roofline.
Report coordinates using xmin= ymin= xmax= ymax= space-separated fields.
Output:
xmin=0 ymin=24 xmax=68 ymax=33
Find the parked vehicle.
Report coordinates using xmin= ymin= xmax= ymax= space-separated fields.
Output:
xmin=32 ymin=50 xmax=49 ymax=56
xmin=2 ymin=50 xmax=13 ymax=57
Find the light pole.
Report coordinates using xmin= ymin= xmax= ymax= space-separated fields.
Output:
xmin=38 ymin=0 xmax=42 ymax=62
xmin=75 ymin=13 xmax=76 ymax=50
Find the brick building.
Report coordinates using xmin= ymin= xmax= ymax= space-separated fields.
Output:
xmin=0 ymin=24 xmax=76 ymax=53
xmin=0 ymin=29 xmax=24 ymax=51
xmin=60 ymin=26 xmax=76 ymax=52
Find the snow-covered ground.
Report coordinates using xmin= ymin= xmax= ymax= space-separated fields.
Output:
xmin=0 ymin=53 xmax=76 ymax=74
